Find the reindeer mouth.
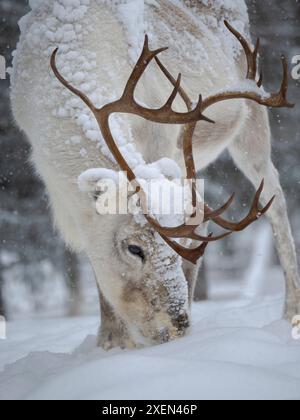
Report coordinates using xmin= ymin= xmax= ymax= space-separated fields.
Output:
xmin=156 ymin=328 xmax=171 ymax=344
xmin=171 ymin=312 xmax=190 ymax=333
xmin=151 ymin=312 xmax=190 ymax=344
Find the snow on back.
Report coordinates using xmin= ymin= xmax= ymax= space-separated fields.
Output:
xmin=12 ymin=0 xmax=252 ymax=183
xmin=171 ymin=0 xmax=250 ymax=63
xmin=116 ymin=0 xmax=145 ymax=62
xmin=12 ymin=0 xmax=139 ymax=164
xmin=11 ymin=0 xmax=251 ymax=273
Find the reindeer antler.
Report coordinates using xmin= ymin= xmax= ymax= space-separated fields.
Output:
xmin=51 ymin=36 xmax=219 ymax=264
xmin=201 ymin=21 xmax=294 ymax=231
xmin=51 ymin=23 xmax=294 ymax=265
xmin=199 ymin=22 xmax=294 ymax=111
xmin=155 ymin=21 xmax=294 ymax=243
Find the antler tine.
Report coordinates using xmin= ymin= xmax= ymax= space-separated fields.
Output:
xmin=257 ymin=71 xmax=263 ymax=88
xmin=155 ymin=56 xmax=193 ymax=111
xmin=280 ymin=56 xmax=289 ymax=98
xmin=145 ymin=213 xmax=230 ymax=242
xmin=154 ymin=56 xmax=215 ymax=124
xmin=206 ymin=180 xmax=276 ymax=232
xmin=121 ymin=35 xmax=214 ymax=124
xmin=51 ymin=48 xmax=96 ymax=112
xmin=161 ymin=233 xmax=212 ymax=265
xmin=224 ymin=20 xmax=260 ymax=83
xmin=122 ymin=35 xmax=169 ymax=101
xmin=270 ymin=55 xmax=295 ymax=108
xmin=204 ymin=193 xmax=236 ymax=220
xmin=201 ymin=23 xmax=295 ymax=112
xmin=163 ymin=72 xmax=183 ymax=110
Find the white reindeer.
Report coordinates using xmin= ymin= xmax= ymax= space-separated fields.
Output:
xmin=10 ymin=0 xmax=300 ymax=349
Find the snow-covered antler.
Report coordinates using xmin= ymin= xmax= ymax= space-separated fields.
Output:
xmin=50 ymin=22 xmax=293 ymax=264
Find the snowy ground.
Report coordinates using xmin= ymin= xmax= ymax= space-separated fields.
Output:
xmin=0 ymin=293 xmax=299 ymax=400
xmin=0 ymin=223 xmax=299 ymax=400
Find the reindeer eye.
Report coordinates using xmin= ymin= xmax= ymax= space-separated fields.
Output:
xmin=128 ymin=245 xmax=145 ymax=262
xmin=91 ymin=191 xmax=101 ymax=202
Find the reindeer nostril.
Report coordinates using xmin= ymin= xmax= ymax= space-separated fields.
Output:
xmin=173 ymin=313 xmax=190 ymax=331
xmin=159 ymin=328 xmax=170 ymax=344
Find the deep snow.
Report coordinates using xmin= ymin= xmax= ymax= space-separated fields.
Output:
xmin=2 ymin=0 xmax=300 ymax=401
xmin=0 ymin=294 xmax=299 ymax=400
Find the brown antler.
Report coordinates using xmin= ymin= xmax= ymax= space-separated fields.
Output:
xmin=154 ymin=57 xmax=274 ymax=239
xmin=155 ymin=21 xmax=293 ymax=237
xmin=201 ymin=21 xmax=294 ymax=111
xmin=51 ymin=22 xmax=294 ymax=265
xmin=51 ymin=36 xmax=219 ymax=264
xmin=201 ymin=21 xmax=294 ymax=231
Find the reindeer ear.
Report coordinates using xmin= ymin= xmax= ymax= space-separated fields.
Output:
xmin=78 ymin=169 xmax=140 ymax=216
xmin=78 ymin=169 xmax=119 ymax=193
xmin=78 ymin=168 xmax=122 ymax=204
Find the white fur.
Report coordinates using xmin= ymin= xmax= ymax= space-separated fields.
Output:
xmin=11 ymin=0 xmax=300 ymax=348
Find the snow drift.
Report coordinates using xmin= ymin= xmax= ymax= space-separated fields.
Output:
xmin=0 ymin=295 xmax=299 ymax=400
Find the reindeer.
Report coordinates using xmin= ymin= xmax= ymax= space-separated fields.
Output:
xmin=11 ymin=0 xmax=300 ymax=349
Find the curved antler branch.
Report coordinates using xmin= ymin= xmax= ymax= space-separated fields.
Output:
xmin=51 ymin=23 xmax=293 ymax=265
xmin=153 ymin=21 xmax=294 ymax=256
xmin=201 ymin=22 xmax=295 ymax=111
xmin=51 ymin=48 xmax=96 ymax=112
xmin=51 ymin=36 xmax=214 ymax=264
xmin=204 ymin=181 xmax=276 ymax=231
xmin=224 ymin=21 xmax=260 ymax=82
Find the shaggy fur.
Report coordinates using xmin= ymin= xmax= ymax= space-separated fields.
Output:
xmin=11 ymin=0 xmax=300 ymax=349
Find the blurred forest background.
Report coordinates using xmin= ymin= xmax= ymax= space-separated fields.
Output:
xmin=0 ymin=0 xmax=299 ymax=319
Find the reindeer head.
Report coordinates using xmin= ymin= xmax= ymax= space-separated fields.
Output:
xmin=51 ymin=22 xmax=293 ymax=346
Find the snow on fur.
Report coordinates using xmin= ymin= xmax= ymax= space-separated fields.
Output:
xmin=12 ymin=0 xmax=252 ymax=194
xmin=13 ymin=0 xmax=288 ymax=350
